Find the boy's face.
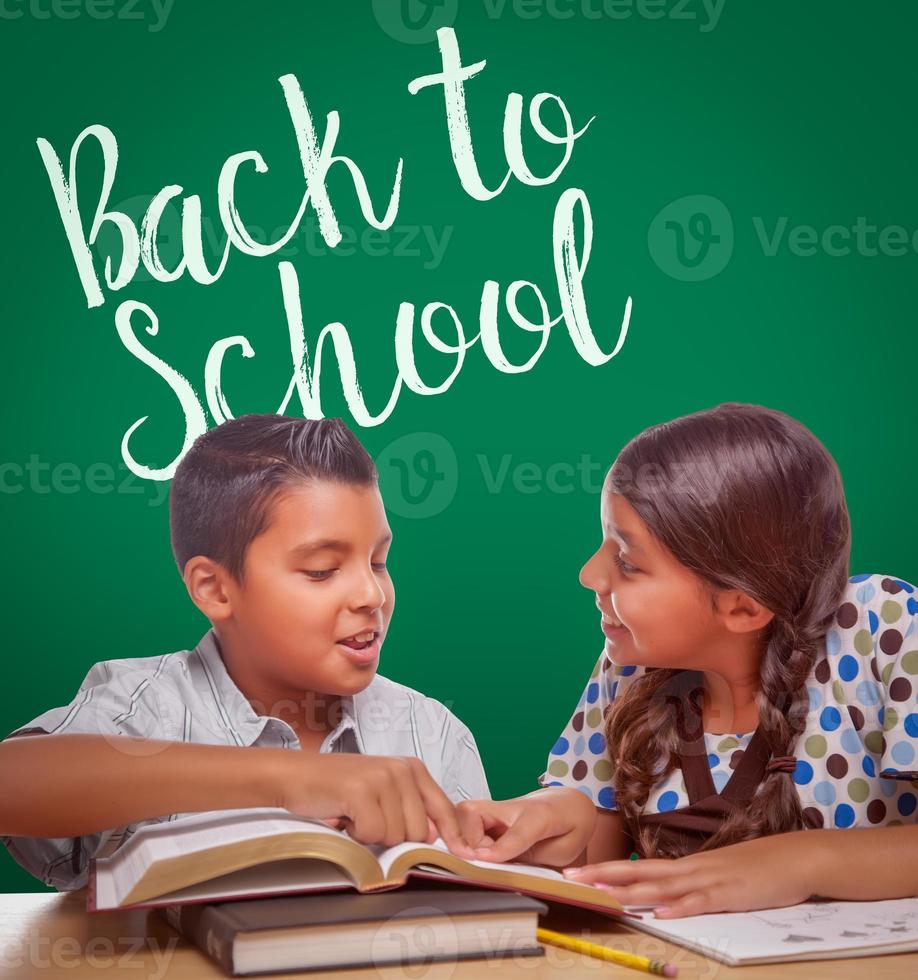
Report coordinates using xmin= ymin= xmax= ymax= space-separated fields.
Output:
xmin=220 ymin=479 xmax=394 ymax=700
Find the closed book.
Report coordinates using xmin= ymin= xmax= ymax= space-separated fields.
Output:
xmin=158 ymin=887 xmax=548 ymax=976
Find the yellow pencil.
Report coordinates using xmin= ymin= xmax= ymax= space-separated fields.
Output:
xmin=536 ymin=927 xmax=678 ymax=977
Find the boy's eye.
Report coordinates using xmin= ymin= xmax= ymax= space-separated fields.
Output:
xmin=302 ymin=569 xmax=336 ymax=580
xmin=372 ymin=562 xmax=388 ymax=572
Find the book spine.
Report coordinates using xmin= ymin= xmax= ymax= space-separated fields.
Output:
xmin=158 ymin=904 xmax=237 ymax=975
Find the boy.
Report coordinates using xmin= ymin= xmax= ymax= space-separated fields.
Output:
xmin=0 ymin=414 xmax=489 ymax=891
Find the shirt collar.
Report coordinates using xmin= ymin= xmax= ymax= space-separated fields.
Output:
xmin=193 ymin=628 xmax=363 ymax=752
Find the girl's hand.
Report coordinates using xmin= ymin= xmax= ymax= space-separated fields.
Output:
xmin=456 ymin=788 xmax=597 ymax=866
xmin=562 ymin=831 xmax=818 ymax=917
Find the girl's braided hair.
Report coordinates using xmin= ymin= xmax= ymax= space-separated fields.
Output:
xmin=603 ymin=403 xmax=851 ymax=857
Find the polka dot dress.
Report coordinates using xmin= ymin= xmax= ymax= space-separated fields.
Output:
xmin=538 ymin=573 xmax=918 ymax=829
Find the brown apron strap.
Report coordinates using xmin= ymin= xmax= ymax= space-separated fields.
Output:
xmin=677 ymin=725 xmax=773 ymax=806
xmin=675 ymin=687 xmax=774 ymax=807
xmin=678 ymin=733 xmax=717 ymax=804
xmin=720 ymin=726 xmax=773 ymax=803
xmin=636 ymin=687 xmax=780 ymax=855
xmin=675 ymin=686 xmax=716 ymax=805
xmin=640 ymin=796 xmax=733 ymax=836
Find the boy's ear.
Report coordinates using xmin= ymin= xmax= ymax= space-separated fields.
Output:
xmin=183 ymin=556 xmax=235 ymax=623
xmin=716 ymin=589 xmax=775 ymax=636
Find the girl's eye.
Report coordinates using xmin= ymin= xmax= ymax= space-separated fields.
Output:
xmin=372 ymin=562 xmax=388 ymax=572
xmin=614 ymin=553 xmax=638 ymax=574
xmin=302 ymin=569 xmax=336 ymax=580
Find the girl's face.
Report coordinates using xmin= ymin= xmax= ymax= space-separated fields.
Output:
xmin=579 ymin=490 xmax=726 ymax=672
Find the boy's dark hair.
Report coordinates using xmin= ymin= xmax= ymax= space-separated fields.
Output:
xmin=169 ymin=414 xmax=378 ymax=583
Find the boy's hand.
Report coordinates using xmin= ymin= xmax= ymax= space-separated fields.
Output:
xmin=456 ymin=788 xmax=597 ymax=867
xmin=277 ymin=753 xmax=476 ymax=858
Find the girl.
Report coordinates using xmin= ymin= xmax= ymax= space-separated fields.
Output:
xmin=457 ymin=402 xmax=918 ymax=917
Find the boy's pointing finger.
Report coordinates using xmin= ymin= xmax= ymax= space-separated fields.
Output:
xmin=410 ymin=765 xmax=476 ymax=858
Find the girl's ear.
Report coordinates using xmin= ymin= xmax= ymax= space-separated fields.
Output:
xmin=716 ymin=589 xmax=775 ymax=636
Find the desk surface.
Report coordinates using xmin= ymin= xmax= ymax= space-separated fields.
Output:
xmin=1 ymin=890 xmax=917 ymax=979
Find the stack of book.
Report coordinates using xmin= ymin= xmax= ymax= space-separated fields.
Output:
xmin=87 ymin=806 xmax=918 ymax=973
xmin=85 ymin=806 xmax=632 ymax=975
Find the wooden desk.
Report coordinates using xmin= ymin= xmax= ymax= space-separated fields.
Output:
xmin=1 ymin=890 xmax=916 ymax=979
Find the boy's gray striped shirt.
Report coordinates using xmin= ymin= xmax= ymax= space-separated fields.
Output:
xmin=2 ymin=628 xmax=490 ymax=891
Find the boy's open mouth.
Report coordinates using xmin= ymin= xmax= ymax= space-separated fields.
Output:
xmin=337 ymin=630 xmax=379 ymax=651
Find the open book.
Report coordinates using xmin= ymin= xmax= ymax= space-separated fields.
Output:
xmin=87 ymin=806 xmax=633 ymax=916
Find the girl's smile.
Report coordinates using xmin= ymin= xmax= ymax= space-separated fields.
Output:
xmin=580 ymin=488 xmax=773 ymax=690
xmin=599 ymin=608 xmax=630 ymax=644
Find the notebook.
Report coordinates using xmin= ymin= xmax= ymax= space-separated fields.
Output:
xmin=625 ymin=897 xmax=918 ymax=965
xmin=158 ymin=887 xmax=548 ymax=976
xmin=87 ymin=806 xmax=633 ymax=917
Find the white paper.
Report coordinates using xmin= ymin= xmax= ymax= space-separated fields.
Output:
xmin=628 ymin=898 xmax=918 ymax=965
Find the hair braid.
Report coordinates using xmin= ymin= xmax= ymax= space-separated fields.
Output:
xmin=600 ymin=403 xmax=851 ymax=857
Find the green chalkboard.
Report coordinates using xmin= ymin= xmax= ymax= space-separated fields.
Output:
xmin=2 ymin=0 xmax=916 ymax=893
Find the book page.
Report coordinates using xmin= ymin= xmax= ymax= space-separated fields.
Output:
xmin=149 ymin=858 xmax=355 ymax=907
xmin=376 ymin=837 xmax=567 ymax=882
xmin=99 ymin=808 xmax=356 ymax=908
xmin=628 ymin=898 xmax=918 ymax=965
xmin=109 ymin=807 xmax=346 ymax=870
